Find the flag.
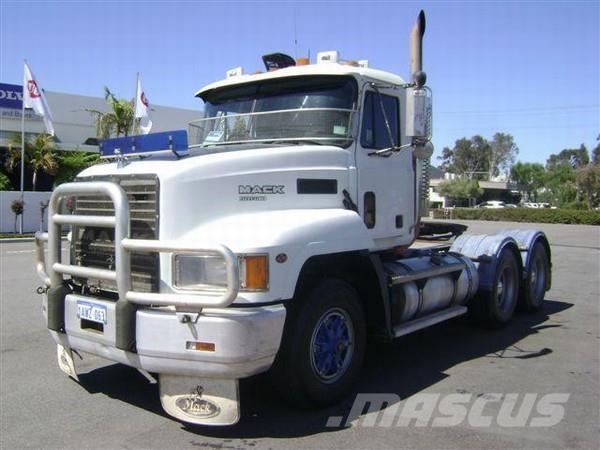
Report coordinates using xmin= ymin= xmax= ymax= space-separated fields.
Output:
xmin=23 ymin=61 xmax=54 ymax=136
xmin=135 ymin=74 xmax=152 ymax=134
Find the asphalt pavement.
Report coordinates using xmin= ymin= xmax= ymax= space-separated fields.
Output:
xmin=1 ymin=220 xmax=598 ymax=449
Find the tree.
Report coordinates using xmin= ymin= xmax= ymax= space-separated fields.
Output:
xmin=87 ymin=87 xmax=136 ymax=138
xmin=437 ymin=178 xmax=483 ymax=205
xmin=546 ymin=144 xmax=589 ymax=170
xmin=438 ymin=136 xmax=491 ymax=179
xmin=0 ymin=170 xmax=11 ymax=190
xmin=55 ymin=151 xmax=101 ymax=185
xmin=576 ymin=164 xmax=600 ymax=210
xmin=489 ymin=132 xmax=518 ymax=179
xmin=29 ymin=134 xmax=58 ymax=190
xmin=510 ymin=162 xmax=545 ymax=201
xmin=5 ymin=132 xmax=30 ymax=176
xmin=544 ymin=162 xmax=577 ymax=207
xmin=5 ymin=132 xmax=57 ymax=190
xmin=228 ymin=116 xmax=249 ymax=141
xmin=10 ymin=199 xmax=24 ymax=233
xmin=592 ymin=134 xmax=599 ymax=165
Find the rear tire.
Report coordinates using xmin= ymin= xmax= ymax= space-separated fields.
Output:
xmin=271 ymin=278 xmax=366 ymax=409
xmin=469 ymin=249 xmax=520 ymax=328
xmin=519 ymin=242 xmax=549 ymax=312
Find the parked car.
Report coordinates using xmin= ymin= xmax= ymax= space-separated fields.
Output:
xmin=474 ymin=201 xmax=506 ymax=209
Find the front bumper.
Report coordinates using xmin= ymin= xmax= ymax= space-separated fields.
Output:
xmin=45 ymin=294 xmax=286 ymax=378
xmin=36 ymin=180 xmax=247 ymax=351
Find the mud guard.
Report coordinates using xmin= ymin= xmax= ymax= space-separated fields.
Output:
xmin=494 ymin=229 xmax=552 ymax=291
xmin=450 ymin=233 xmax=523 ymax=292
xmin=57 ymin=344 xmax=79 ymax=381
xmin=159 ymin=375 xmax=240 ymax=426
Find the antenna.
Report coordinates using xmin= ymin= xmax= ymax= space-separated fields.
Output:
xmin=293 ymin=8 xmax=298 ymax=58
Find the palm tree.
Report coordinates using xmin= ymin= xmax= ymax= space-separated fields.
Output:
xmin=55 ymin=150 xmax=101 ymax=185
xmin=5 ymin=132 xmax=30 ymax=175
xmin=29 ymin=134 xmax=58 ymax=189
xmin=87 ymin=87 xmax=136 ymax=139
xmin=6 ymin=132 xmax=58 ymax=190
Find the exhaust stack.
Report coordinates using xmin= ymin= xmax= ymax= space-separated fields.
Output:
xmin=410 ymin=10 xmax=426 ymax=86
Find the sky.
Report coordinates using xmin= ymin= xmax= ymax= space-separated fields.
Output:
xmin=1 ymin=0 xmax=598 ymax=165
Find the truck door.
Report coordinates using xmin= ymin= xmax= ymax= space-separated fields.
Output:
xmin=355 ymin=86 xmax=415 ymax=248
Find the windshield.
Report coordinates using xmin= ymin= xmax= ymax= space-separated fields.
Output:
xmin=190 ymin=76 xmax=358 ymax=147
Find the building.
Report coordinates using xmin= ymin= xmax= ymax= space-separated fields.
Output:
xmin=0 ymin=82 xmax=201 ymax=189
xmin=429 ymin=167 xmax=520 ymax=208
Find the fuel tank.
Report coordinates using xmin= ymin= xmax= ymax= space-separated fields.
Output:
xmin=384 ymin=253 xmax=479 ymax=324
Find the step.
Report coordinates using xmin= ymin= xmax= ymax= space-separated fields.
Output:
xmin=393 ymin=305 xmax=468 ymax=338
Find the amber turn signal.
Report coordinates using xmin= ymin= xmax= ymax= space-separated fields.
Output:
xmin=242 ymin=255 xmax=269 ymax=290
xmin=186 ymin=341 xmax=216 ymax=352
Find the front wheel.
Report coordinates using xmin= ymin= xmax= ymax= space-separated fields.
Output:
xmin=271 ymin=279 xmax=366 ymax=408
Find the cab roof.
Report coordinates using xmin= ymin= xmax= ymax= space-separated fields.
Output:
xmin=195 ymin=63 xmax=407 ymax=100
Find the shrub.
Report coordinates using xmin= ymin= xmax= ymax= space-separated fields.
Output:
xmin=563 ymin=201 xmax=588 ymax=210
xmin=0 ymin=171 xmax=11 ymax=190
xmin=430 ymin=208 xmax=600 ymax=225
xmin=10 ymin=199 xmax=25 ymax=233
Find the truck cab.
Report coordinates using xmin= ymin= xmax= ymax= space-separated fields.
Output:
xmin=34 ymin=11 xmax=551 ymax=426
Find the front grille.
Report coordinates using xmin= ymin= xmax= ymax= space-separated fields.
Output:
xmin=70 ymin=175 xmax=159 ymax=296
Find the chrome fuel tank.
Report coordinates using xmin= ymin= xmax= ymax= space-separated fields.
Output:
xmin=384 ymin=253 xmax=478 ymax=324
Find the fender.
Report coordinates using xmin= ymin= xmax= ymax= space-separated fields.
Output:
xmin=450 ymin=233 xmax=523 ymax=292
xmin=495 ymin=229 xmax=552 ymax=290
xmin=177 ymin=208 xmax=375 ymax=302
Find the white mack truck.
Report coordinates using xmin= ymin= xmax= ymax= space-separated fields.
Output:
xmin=34 ymin=11 xmax=551 ymax=426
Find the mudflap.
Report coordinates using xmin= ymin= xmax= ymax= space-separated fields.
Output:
xmin=57 ymin=344 xmax=79 ymax=381
xmin=159 ymin=375 xmax=240 ymax=426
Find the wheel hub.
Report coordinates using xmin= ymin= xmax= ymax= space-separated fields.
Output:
xmin=310 ymin=309 xmax=354 ymax=384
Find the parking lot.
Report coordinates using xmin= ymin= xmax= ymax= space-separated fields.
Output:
xmin=1 ymin=220 xmax=598 ymax=449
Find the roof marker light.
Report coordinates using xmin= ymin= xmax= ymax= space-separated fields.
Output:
xmin=317 ymin=51 xmax=340 ymax=64
xmin=226 ymin=67 xmax=243 ymax=78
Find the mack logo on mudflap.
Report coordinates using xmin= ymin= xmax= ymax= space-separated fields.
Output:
xmin=175 ymin=386 xmax=220 ymax=418
xmin=239 ymin=184 xmax=285 ymax=201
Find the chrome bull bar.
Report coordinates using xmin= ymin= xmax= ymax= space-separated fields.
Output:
xmin=35 ymin=181 xmax=239 ymax=310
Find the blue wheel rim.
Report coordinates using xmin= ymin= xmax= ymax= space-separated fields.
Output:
xmin=310 ymin=308 xmax=354 ymax=384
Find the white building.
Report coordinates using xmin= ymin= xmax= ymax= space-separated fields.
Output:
xmin=0 ymin=82 xmax=201 ymax=232
xmin=0 ymin=82 xmax=201 ymax=153
xmin=428 ymin=168 xmax=519 ymax=208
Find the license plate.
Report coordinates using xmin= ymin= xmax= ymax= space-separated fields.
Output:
xmin=77 ymin=301 xmax=107 ymax=324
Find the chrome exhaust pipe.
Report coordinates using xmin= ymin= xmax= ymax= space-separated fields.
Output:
xmin=410 ymin=10 xmax=426 ymax=86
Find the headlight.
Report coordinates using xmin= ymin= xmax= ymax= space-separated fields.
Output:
xmin=173 ymin=254 xmax=228 ymax=291
xmin=173 ymin=254 xmax=268 ymax=292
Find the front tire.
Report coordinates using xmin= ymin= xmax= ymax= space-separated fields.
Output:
xmin=271 ymin=279 xmax=366 ymax=408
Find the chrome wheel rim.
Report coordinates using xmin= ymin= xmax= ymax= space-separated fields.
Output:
xmin=310 ymin=308 xmax=354 ymax=384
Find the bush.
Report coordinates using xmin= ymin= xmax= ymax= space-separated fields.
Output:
xmin=563 ymin=201 xmax=588 ymax=210
xmin=430 ymin=208 xmax=600 ymax=225
xmin=0 ymin=171 xmax=11 ymax=190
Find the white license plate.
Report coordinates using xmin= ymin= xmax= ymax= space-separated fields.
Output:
xmin=77 ymin=301 xmax=107 ymax=324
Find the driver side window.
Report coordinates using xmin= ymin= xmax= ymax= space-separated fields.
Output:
xmin=360 ymin=91 xmax=399 ymax=149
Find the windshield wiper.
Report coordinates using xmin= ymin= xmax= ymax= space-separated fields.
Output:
xmin=240 ymin=139 xmax=328 ymax=146
xmin=281 ymin=139 xmax=327 ymax=146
